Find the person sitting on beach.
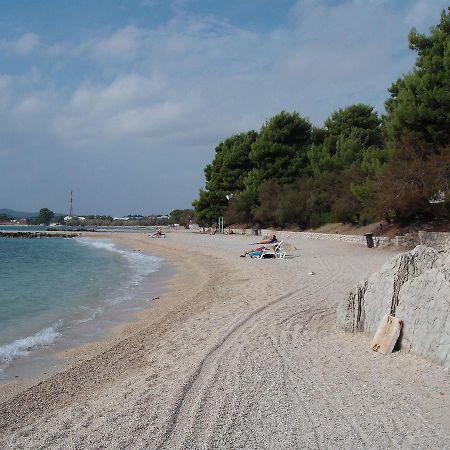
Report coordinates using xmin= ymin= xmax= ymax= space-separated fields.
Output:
xmin=257 ymin=234 xmax=278 ymax=245
xmin=150 ymin=228 xmax=165 ymax=238
xmin=240 ymin=235 xmax=278 ymax=257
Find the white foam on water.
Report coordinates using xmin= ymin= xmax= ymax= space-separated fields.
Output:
xmin=0 ymin=326 xmax=60 ymax=369
xmin=0 ymin=238 xmax=163 ymax=374
xmin=72 ymin=304 xmax=104 ymax=325
xmin=74 ymin=237 xmax=164 ymax=309
xmin=75 ymin=237 xmax=162 ymax=283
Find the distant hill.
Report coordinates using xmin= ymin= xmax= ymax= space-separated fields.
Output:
xmin=0 ymin=208 xmax=38 ymax=218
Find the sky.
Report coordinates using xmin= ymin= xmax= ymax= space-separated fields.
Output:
xmin=0 ymin=0 xmax=447 ymax=216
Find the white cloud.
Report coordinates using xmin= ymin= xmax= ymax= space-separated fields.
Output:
xmin=352 ymin=0 xmax=388 ymax=5
xmin=50 ymin=73 xmax=174 ymax=146
xmin=14 ymin=94 xmax=45 ymax=115
xmin=89 ymin=25 xmax=146 ymax=61
xmin=0 ymin=3 xmax=431 ymax=143
xmin=46 ymin=43 xmax=68 ymax=57
xmin=1 ymin=33 xmax=40 ymax=55
xmin=0 ymin=4 xmax=419 ymax=149
xmin=0 ymin=0 xmax=445 ymax=213
xmin=69 ymin=73 xmax=165 ymax=110
xmin=405 ymin=0 xmax=448 ymax=30
xmin=0 ymin=74 xmax=14 ymax=90
xmin=139 ymin=0 xmax=162 ymax=6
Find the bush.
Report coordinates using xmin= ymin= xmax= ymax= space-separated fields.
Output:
xmin=224 ymin=194 xmax=254 ymax=226
xmin=253 ymin=181 xmax=282 ymax=227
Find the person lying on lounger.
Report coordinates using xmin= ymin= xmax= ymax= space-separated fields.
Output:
xmin=240 ymin=235 xmax=278 ymax=257
xmin=150 ymin=228 xmax=165 ymax=238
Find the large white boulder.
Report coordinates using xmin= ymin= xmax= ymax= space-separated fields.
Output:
xmin=337 ymin=245 xmax=450 ymax=367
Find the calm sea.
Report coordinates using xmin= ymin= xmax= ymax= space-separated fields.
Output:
xmin=0 ymin=231 xmax=164 ymax=377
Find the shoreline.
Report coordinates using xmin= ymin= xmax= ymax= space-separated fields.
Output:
xmin=1 ymin=231 xmax=449 ymax=448
xmin=0 ymin=232 xmax=173 ymax=401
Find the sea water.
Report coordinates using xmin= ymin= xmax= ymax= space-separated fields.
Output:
xmin=0 ymin=235 xmax=163 ymax=377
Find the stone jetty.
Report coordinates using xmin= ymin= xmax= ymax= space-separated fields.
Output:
xmin=0 ymin=231 xmax=79 ymax=239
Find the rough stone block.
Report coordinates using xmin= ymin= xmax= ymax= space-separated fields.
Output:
xmin=371 ymin=315 xmax=403 ymax=354
xmin=337 ymin=245 xmax=450 ymax=367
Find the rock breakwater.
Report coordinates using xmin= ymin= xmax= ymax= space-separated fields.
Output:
xmin=0 ymin=231 xmax=79 ymax=239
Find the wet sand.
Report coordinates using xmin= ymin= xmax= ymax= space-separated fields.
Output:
xmin=1 ymin=230 xmax=449 ymax=449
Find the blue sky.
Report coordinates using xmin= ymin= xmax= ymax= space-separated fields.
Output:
xmin=0 ymin=0 xmax=447 ymax=215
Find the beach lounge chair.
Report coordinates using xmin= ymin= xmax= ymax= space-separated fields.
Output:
xmin=250 ymin=241 xmax=286 ymax=259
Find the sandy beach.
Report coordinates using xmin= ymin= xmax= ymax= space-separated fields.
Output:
xmin=1 ymin=230 xmax=449 ymax=449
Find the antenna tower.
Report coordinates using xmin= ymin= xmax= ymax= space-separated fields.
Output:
xmin=69 ymin=190 xmax=73 ymax=216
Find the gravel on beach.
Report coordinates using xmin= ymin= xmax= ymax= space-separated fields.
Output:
xmin=1 ymin=231 xmax=449 ymax=449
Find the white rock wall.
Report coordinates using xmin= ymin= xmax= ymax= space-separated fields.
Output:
xmin=259 ymin=229 xmax=390 ymax=247
xmin=419 ymin=231 xmax=450 ymax=251
xmin=337 ymin=246 xmax=450 ymax=367
xmin=228 ymin=228 xmax=450 ymax=250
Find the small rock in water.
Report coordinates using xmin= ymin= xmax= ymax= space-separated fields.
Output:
xmin=309 ymin=271 xmax=315 ymax=275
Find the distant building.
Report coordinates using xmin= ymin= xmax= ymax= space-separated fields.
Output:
xmin=64 ymin=216 xmax=86 ymax=221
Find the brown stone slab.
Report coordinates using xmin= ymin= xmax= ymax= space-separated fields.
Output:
xmin=371 ymin=315 xmax=403 ymax=354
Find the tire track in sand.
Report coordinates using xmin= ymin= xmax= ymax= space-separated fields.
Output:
xmin=157 ymin=262 xmax=353 ymax=449
xmin=157 ymin=249 xmax=445 ymax=449
xmin=155 ymin=288 xmax=305 ymax=449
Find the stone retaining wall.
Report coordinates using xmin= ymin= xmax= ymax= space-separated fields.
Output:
xmin=228 ymin=228 xmax=450 ymax=250
xmin=229 ymin=228 xmax=390 ymax=247
xmin=262 ymin=229 xmax=391 ymax=247
xmin=228 ymin=228 xmax=260 ymax=236
xmin=392 ymin=232 xmax=419 ymax=248
xmin=419 ymin=231 xmax=450 ymax=251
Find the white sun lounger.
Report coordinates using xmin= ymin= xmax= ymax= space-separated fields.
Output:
xmin=250 ymin=240 xmax=286 ymax=259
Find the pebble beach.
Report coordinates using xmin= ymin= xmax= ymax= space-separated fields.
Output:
xmin=1 ymin=230 xmax=449 ymax=449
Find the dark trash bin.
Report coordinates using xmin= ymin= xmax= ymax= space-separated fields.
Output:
xmin=365 ymin=233 xmax=374 ymax=248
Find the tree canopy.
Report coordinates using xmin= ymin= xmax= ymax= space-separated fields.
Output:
xmin=193 ymin=9 xmax=450 ymax=228
xmin=384 ymin=10 xmax=450 ymax=146
xmin=37 ymin=208 xmax=55 ymax=225
xmin=245 ymin=111 xmax=312 ymax=192
xmin=205 ymin=131 xmax=257 ymax=195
